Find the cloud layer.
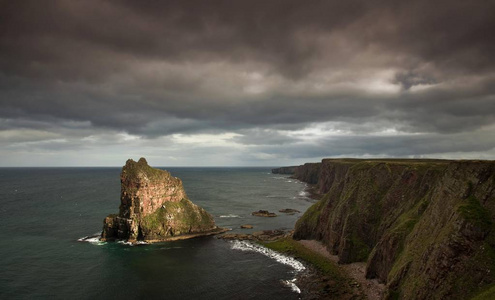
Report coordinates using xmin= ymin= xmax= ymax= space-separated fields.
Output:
xmin=1 ymin=0 xmax=494 ymax=166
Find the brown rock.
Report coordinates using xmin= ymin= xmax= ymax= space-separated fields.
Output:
xmin=101 ymin=158 xmax=223 ymax=243
xmin=240 ymin=224 xmax=253 ymax=229
xmin=279 ymin=208 xmax=301 ymax=214
xmin=251 ymin=210 xmax=277 ymax=217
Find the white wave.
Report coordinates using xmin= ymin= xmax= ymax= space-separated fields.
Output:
xmin=286 ymin=180 xmax=293 ymax=183
xmin=117 ymin=240 xmax=148 ymax=246
xmin=230 ymin=240 xmax=305 ymax=272
xmin=298 ymin=190 xmax=309 ymax=197
xmin=231 ymin=240 xmax=304 ymax=294
xmin=78 ymin=234 xmax=107 ymax=246
xmin=282 ymin=278 xmax=301 ymax=294
xmin=219 ymin=214 xmax=241 ymax=218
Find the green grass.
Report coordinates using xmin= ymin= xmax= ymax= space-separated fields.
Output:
xmin=458 ymin=196 xmax=492 ymax=230
xmin=140 ymin=198 xmax=214 ymax=238
xmin=349 ymin=232 xmax=372 ymax=262
xmin=123 ymin=157 xmax=171 ymax=181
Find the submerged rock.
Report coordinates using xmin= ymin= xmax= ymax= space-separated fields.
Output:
xmin=279 ymin=208 xmax=301 ymax=214
xmin=252 ymin=210 xmax=277 ymax=217
xmin=101 ymin=158 xmax=226 ymax=243
xmin=240 ymin=224 xmax=253 ymax=229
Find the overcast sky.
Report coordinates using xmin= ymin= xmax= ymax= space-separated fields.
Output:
xmin=1 ymin=0 xmax=495 ymax=166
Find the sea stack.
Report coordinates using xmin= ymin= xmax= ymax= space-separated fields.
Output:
xmin=101 ymin=158 xmax=223 ymax=243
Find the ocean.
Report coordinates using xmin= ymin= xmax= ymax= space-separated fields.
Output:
xmin=0 ymin=167 xmax=316 ymax=299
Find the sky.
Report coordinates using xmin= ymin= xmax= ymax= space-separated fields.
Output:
xmin=1 ymin=0 xmax=495 ymax=167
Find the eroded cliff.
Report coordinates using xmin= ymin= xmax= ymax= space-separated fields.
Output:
xmin=101 ymin=158 xmax=222 ymax=243
xmin=271 ymin=166 xmax=297 ymax=175
xmin=292 ymin=159 xmax=495 ymax=299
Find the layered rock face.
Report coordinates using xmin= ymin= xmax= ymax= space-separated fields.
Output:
xmin=292 ymin=159 xmax=495 ymax=299
xmin=101 ymin=158 xmax=219 ymax=242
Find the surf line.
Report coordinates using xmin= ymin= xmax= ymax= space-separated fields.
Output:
xmin=230 ymin=240 xmax=305 ymax=294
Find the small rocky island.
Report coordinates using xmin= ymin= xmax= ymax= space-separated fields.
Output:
xmin=101 ymin=158 xmax=226 ymax=243
xmin=251 ymin=210 xmax=277 ymax=217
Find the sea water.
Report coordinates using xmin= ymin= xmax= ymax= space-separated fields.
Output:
xmin=0 ymin=167 xmax=316 ymax=299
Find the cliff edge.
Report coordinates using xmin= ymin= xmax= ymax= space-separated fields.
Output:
xmin=291 ymin=159 xmax=495 ymax=300
xmin=101 ymin=158 xmax=223 ymax=243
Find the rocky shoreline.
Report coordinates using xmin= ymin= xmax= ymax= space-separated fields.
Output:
xmin=218 ymin=227 xmax=378 ymax=299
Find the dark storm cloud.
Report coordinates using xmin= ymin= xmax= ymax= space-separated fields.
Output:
xmin=254 ymin=130 xmax=495 ymax=159
xmin=1 ymin=0 xmax=495 ymax=164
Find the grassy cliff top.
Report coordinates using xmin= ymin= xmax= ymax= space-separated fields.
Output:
xmin=321 ymin=158 xmax=493 ymax=164
xmin=121 ymin=157 xmax=171 ymax=181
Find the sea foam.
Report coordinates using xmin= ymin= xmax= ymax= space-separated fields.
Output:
xmin=77 ymin=234 xmax=107 ymax=246
xmin=219 ymin=214 xmax=241 ymax=218
xmin=230 ymin=240 xmax=305 ymax=293
xmin=298 ymin=190 xmax=309 ymax=197
xmin=282 ymin=278 xmax=301 ymax=293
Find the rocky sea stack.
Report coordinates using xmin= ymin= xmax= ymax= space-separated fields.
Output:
xmin=101 ymin=158 xmax=225 ymax=243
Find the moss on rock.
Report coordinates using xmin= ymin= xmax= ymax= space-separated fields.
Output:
xmin=102 ymin=158 xmax=218 ymax=243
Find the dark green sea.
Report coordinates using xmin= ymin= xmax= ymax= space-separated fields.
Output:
xmin=0 ymin=167 xmax=316 ymax=299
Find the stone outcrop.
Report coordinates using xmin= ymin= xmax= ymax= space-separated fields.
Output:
xmin=290 ymin=159 xmax=495 ymax=299
xmin=279 ymin=208 xmax=301 ymax=214
xmin=101 ymin=158 xmax=224 ymax=243
xmin=251 ymin=210 xmax=277 ymax=217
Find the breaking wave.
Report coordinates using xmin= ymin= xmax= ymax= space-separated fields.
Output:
xmin=298 ymin=190 xmax=309 ymax=197
xmin=282 ymin=278 xmax=301 ymax=293
xmin=230 ymin=240 xmax=305 ymax=294
xmin=77 ymin=233 xmax=107 ymax=246
xmin=117 ymin=240 xmax=148 ymax=246
xmin=219 ymin=214 xmax=241 ymax=218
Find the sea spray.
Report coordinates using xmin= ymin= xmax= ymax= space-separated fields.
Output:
xmin=77 ymin=233 xmax=107 ymax=246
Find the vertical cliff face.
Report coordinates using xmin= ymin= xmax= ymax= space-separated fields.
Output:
xmin=293 ymin=163 xmax=321 ymax=185
xmin=101 ymin=158 xmax=219 ymax=242
xmin=292 ymin=159 xmax=495 ymax=299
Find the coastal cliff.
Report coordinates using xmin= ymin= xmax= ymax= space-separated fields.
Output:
xmin=290 ymin=159 xmax=495 ymax=299
xmin=271 ymin=166 xmax=297 ymax=174
xmin=101 ymin=158 xmax=223 ymax=243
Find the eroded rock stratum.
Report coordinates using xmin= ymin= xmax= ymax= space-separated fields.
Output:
xmin=101 ymin=158 xmax=222 ymax=243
